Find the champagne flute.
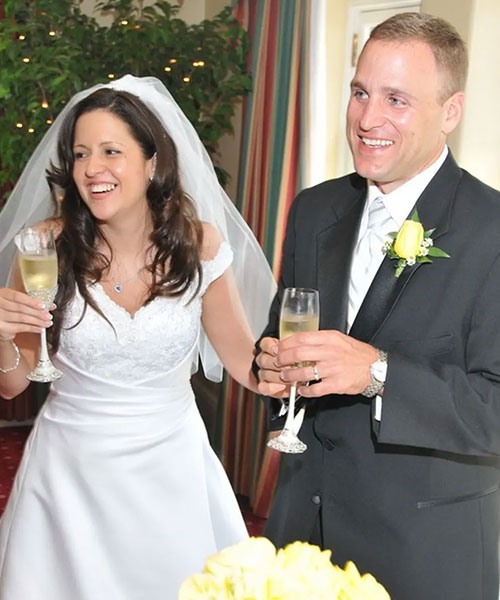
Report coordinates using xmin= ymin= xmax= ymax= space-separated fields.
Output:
xmin=16 ymin=227 xmax=62 ymax=382
xmin=267 ymin=287 xmax=319 ymax=454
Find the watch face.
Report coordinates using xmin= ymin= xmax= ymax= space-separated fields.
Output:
xmin=371 ymin=360 xmax=387 ymax=382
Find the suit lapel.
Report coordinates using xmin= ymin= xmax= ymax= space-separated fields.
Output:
xmin=349 ymin=153 xmax=462 ymax=343
xmin=317 ymin=183 xmax=366 ymax=333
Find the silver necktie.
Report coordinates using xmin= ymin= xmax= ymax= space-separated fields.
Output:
xmin=348 ymin=197 xmax=393 ymax=327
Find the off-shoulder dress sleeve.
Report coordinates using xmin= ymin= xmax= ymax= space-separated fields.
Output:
xmin=199 ymin=240 xmax=233 ymax=296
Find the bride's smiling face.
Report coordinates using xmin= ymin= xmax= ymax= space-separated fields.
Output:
xmin=72 ymin=109 xmax=155 ymax=223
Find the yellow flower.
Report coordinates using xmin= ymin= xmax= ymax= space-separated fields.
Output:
xmin=178 ymin=537 xmax=392 ymax=599
xmin=204 ymin=536 xmax=276 ymax=580
xmin=270 ymin=542 xmax=344 ymax=599
xmin=276 ymin=541 xmax=333 ymax=571
xmin=394 ymin=221 xmax=424 ymax=258
xmin=269 ymin=568 xmax=344 ymax=599
xmin=231 ymin=569 xmax=269 ymax=599
xmin=178 ymin=573 xmax=231 ymax=600
xmin=338 ymin=561 xmax=391 ymax=600
xmin=393 ymin=220 xmax=424 ymax=258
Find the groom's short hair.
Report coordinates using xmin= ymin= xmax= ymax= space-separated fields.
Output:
xmin=366 ymin=12 xmax=468 ymax=103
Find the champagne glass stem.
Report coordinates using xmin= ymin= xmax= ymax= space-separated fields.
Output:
xmin=282 ymin=382 xmax=297 ymax=432
xmin=39 ymin=328 xmax=49 ymax=363
xmin=267 ymin=379 xmax=306 ymax=453
xmin=26 ymin=323 xmax=62 ymax=383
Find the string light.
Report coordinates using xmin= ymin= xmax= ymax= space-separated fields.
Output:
xmin=28 ymin=128 xmax=35 ymax=133
xmin=22 ymin=57 xmax=30 ymax=63
xmin=46 ymin=119 xmax=53 ymax=125
xmin=193 ymin=61 xmax=205 ymax=67
xmin=18 ymin=34 xmax=26 ymax=40
xmin=120 ymin=20 xmax=128 ymax=25
xmin=183 ymin=76 xmax=190 ymax=83
xmin=134 ymin=24 xmax=141 ymax=30
xmin=164 ymin=66 xmax=172 ymax=72
xmin=48 ymin=30 xmax=56 ymax=37
xmin=107 ymin=73 xmax=115 ymax=79
xmin=169 ymin=58 xmax=177 ymax=64
xmin=41 ymin=101 xmax=49 ymax=109
xmin=16 ymin=123 xmax=23 ymax=128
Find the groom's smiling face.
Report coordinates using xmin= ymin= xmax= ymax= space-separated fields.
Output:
xmin=346 ymin=38 xmax=463 ymax=194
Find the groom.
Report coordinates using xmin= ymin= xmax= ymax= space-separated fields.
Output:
xmin=255 ymin=12 xmax=500 ymax=600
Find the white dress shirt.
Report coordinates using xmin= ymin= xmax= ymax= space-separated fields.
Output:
xmin=348 ymin=146 xmax=449 ymax=420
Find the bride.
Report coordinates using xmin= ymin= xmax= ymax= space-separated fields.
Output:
xmin=0 ymin=75 xmax=275 ymax=599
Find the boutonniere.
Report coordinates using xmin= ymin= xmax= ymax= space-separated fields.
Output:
xmin=383 ymin=210 xmax=450 ymax=277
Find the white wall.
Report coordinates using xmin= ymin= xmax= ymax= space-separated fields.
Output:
xmin=421 ymin=0 xmax=500 ymax=190
xmin=80 ymin=0 xmax=224 ymax=23
xmin=311 ymin=0 xmax=349 ymax=183
xmin=458 ymin=0 xmax=500 ymax=190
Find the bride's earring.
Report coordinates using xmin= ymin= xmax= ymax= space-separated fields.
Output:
xmin=149 ymin=152 xmax=157 ymax=182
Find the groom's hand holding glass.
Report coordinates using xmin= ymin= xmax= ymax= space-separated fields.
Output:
xmin=257 ymin=330 xmax=379 ymax=398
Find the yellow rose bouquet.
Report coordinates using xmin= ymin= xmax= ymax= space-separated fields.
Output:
xmin=178 ymin=537 xmax=391 ymax=600
xmin=383 ymin=210 xmax=450 ymax=277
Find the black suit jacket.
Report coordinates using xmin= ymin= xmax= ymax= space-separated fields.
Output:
xmin=260 ymin=154 xmax=500 ymax=600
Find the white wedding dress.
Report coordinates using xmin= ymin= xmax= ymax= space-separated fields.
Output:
xmin=0 ymin=242 xmax=248 ymax=600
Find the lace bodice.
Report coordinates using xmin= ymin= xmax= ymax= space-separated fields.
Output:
xmin=57 ymin=242 xmax=232 ymax=383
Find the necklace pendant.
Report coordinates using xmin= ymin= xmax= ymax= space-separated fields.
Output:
xmin=114 ymin=283 xmax=123 ymax=293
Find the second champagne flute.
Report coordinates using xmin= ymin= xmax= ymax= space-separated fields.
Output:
xmin=267 ymin=287 xmax=319 ymax=454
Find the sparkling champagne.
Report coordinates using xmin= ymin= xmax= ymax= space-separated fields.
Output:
xmin=19 ymin=254 xmax=58 ymax=292
xmin=280 ymin=314 xmax=319 ymax=340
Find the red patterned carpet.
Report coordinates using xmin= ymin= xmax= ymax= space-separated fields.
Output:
xmin=0 ymin=426 xmax=266 ymax=536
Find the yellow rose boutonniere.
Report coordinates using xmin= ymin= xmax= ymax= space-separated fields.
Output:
xmin=383 ymin=210 xmax=450 ymax=277
xmin=393 ymin=220 xmax=423 ymax=258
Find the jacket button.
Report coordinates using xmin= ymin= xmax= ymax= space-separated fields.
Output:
xmin=323 ymin=439 xmax=335 ymax=451
xmin=311 ymin=494 xmax=321 ymax=505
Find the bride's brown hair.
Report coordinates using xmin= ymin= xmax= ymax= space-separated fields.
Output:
xmin=46 ymin=88 xmax=203 ymax=351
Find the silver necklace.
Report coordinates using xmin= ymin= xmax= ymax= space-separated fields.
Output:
xmin=107 ymin=268 xmax=144 ymax=293
xmin=106 ymin=250 xmax=150 ymax=293
xmin=113 ymin=276 xmax=138 ymax=293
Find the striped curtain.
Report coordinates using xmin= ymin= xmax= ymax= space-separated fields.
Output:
xmin=217 ymin=0 xmax=312 ymax=517
xmin=236 ymin=0 xmax=309 ymax=272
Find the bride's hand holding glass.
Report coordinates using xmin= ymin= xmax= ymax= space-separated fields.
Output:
xmin=0 ymin=288 xmax=53 ymax=336
xmin=0 ymin=287 xmax=53 ymax=385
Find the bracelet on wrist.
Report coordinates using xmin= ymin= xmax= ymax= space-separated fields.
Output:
xmin=0 ymin=340 xmax=21 ymax=374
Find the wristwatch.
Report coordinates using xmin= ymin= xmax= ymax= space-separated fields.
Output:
xmin=361 ymin=349 xmax=388 ymax=398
